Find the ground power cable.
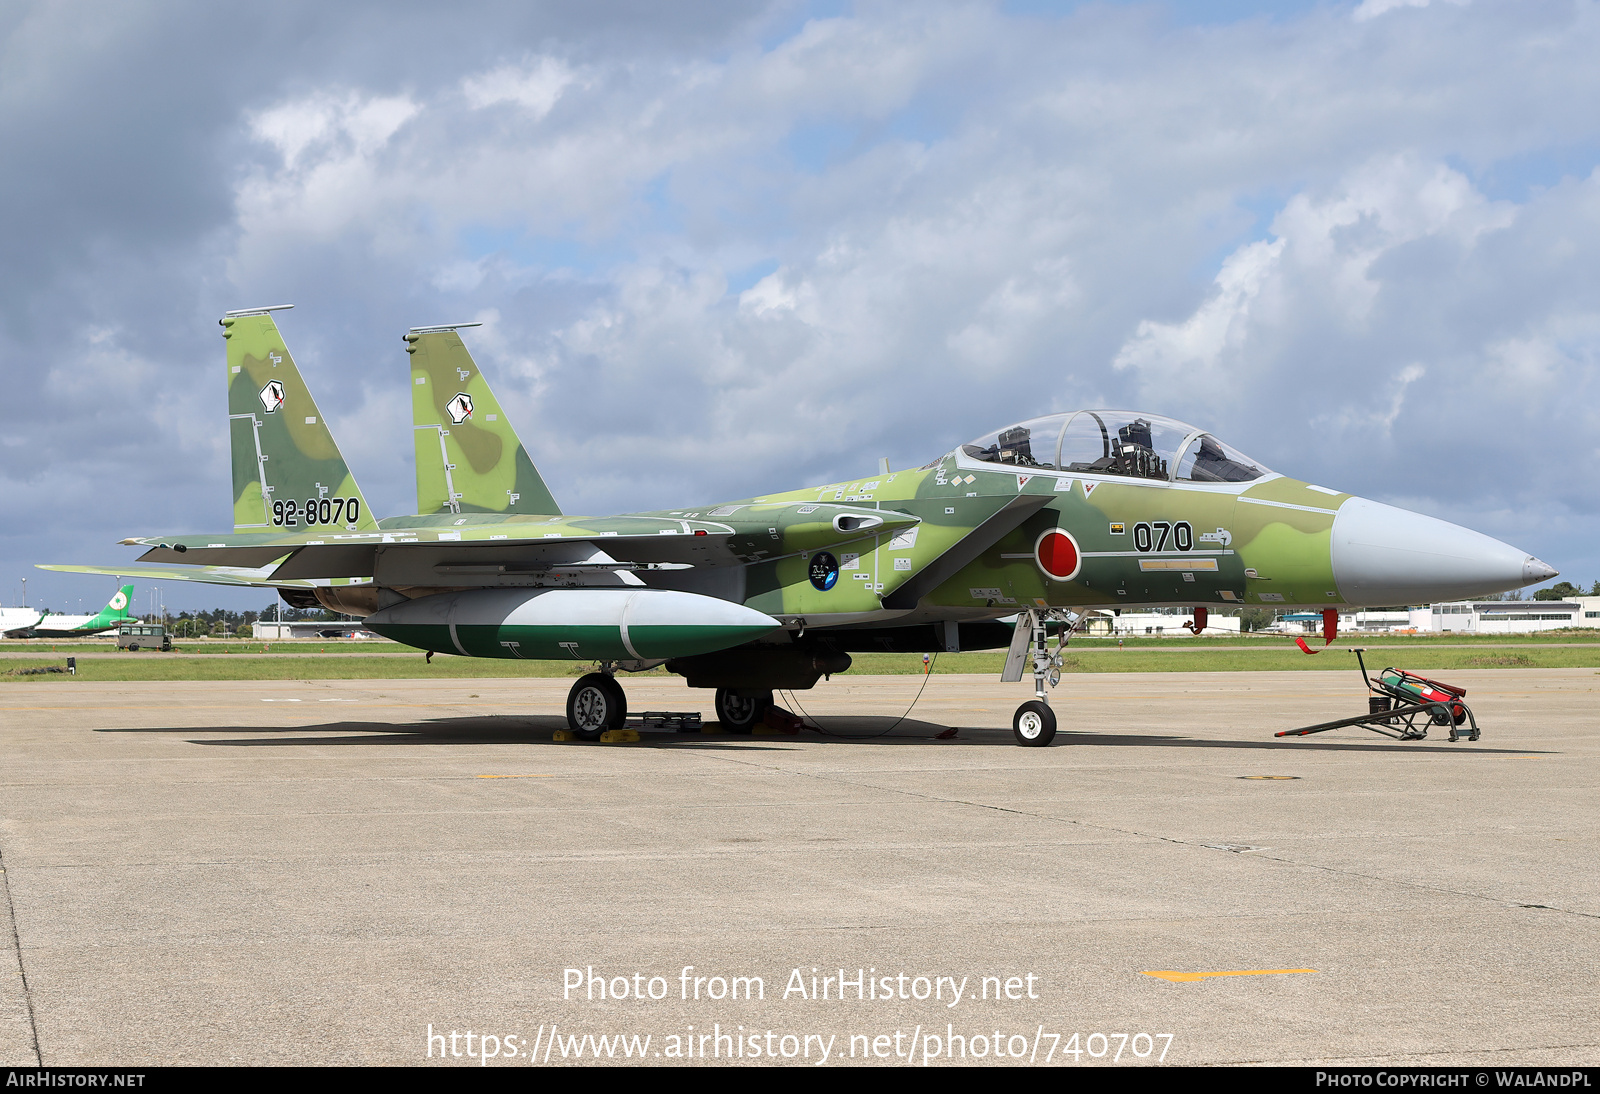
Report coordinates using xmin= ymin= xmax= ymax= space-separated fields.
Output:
xmin=779 ymin=653 xmax=952 ymax=739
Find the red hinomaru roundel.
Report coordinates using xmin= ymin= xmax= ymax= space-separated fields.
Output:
xmin=1034 ymin=528 xmax=1081 ymax=582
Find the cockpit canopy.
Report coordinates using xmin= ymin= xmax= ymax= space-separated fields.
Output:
xmin=960 ymin=410 xmax=1269 ymax=483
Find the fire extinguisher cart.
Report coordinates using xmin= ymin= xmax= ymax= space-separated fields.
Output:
xmin=1277 ymin=648 xmax=1481 ymax=742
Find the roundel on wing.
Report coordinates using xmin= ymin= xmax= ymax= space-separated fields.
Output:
xmin=1035 ymin=529 xmax=1081 ymax=582
xmin=109 ymin=592 xmax=128 ymax=611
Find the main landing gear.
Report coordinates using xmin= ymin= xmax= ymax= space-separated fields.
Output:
xmin=566 ymin=671 xmax=627 ymax=740
xmin=1002 ymin=609 xmax=1079 ymax=747
xmin=714 ymin=688 xmax=772 ymax=734
xmin=563 ymin=666 xmax=777 ymax=739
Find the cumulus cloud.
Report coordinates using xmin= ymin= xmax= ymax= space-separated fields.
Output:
xmin=1354 ymin=0 xmax=1470 ymax=22
xmin=1112 ymin=155 xmax=1518 ymax=419
xmin=462 ymin=57 xmax=580 ymax=117
xmin=251 ymin=92 xmax=421 ymax=169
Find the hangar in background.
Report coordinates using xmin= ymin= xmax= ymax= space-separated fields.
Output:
xmin=1413 ymin=597 xmax=1600 ymax=634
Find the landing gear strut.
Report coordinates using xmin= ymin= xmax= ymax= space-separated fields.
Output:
xmin=714 ymin=688 xmax=772 ymax=734
xmin=566 ymin=670 xmax=627 ymax=740
xmin=1002 ymin=609 xmax=1079 ymax=747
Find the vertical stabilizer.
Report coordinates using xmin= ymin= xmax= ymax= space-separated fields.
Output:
xmin=223 ymin=307 xmax=380 ymax=534
xmin=79 ymin=584 xmax=135 ymax=630
xmin=406 ymin=325 xmax=562 ymax=517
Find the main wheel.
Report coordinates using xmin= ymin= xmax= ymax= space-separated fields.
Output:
xmin=1012 ymin=700 xmax=1057 ymax=747
xmin=567 ymin=673 xmax=627 ymax=740
xmin=715 ymin=688 xmax=772 ymax=734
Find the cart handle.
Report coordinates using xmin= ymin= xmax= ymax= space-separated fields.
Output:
xmin=1349 ymin=647 xmax=1372 ymax=690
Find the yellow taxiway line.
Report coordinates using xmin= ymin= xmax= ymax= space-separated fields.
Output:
xmin=1142 ymin=969 xmax=1317 ymax=983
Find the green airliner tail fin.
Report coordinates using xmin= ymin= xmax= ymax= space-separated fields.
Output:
xmin=406 ymin=325 xmax=562 ymax=517
xmin=79 ymin=584 xmax=135 ymax=630
xmin=222 ymin=307 xmax=380 ymax=534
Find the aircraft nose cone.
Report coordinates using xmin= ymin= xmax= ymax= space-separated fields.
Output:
xmin=1331 ymin=497 xmax=1555 ymax=605
xmin=1523 ymin=556 xmax=1559 ymax=585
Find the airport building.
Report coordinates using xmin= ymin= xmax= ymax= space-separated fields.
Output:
xmin=1089 ymin=599 xmax=1600 ymax=637
xmin=251 ymin=620 xmax=374 ymax=640
xmin=1090 ymin=611 xmax=1242 ymax=635
xmin=1408 ymin=597 xmax=1600 ymax=634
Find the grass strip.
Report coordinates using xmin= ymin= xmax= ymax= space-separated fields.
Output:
xmin=3 ymin=645 xmax=1599 ymax=682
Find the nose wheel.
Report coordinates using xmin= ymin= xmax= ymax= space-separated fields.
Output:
xmin=566 ymin=672 xmax=627 ymax=740
xmin=1013 ymin=700 xmax=1056 ymax=746
xmin=1003 ymin=608 xmax=1079 ymax=747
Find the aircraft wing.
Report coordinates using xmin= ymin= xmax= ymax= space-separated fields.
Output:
xmin=122 ymin=521 xmax=740 ymax=577
xmin=120 ymin=504 xmax=919 ymax=582
xmin=35 ymin=563 xmax=319 ymax=588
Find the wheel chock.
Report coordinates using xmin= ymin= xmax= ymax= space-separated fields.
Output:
xmin=552 ymin=730 xmax=575 ymax=742
xmin=599 ymin=729 xmax=641 ymax=744
xmin=757 ymin=706 xmax=804 ymax=735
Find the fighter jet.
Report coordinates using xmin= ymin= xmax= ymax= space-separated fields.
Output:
xmin=3 ymin=584 xmax=136 ymax=639
xmin=59 ymin=308 xmax=1558 ymax=746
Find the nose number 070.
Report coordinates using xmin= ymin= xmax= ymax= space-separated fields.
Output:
xmin=1132 ymin=521 xmax=1193 ymax=553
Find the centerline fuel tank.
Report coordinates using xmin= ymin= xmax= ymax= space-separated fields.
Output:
xmin=363 ymin=587 xmax=781 ymax=661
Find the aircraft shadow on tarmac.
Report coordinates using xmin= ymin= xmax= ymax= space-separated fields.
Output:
xmin=92 ymin=717 xmax=1549 ymax=754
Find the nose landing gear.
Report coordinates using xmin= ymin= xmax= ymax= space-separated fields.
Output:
xmin=1003 ymin=609 xmax=1078 ymax=746
xmin=1013 ymin=700 xmax=1056 ymax=745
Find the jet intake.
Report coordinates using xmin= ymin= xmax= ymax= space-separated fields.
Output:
xmin=362 ymin=587 xmax=779 ymax=660
xmin=832 ymin=513 xmax=882 ymax=533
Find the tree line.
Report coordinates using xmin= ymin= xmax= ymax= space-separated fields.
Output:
xmin=155 ymin=603 xmax=355 ymax=636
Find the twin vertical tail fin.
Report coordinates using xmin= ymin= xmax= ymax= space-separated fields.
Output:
xmin=221 ymin=310 xmax=560 ymax=530
xmin=222 ymin=307 xmax=379 ymax=535
xmin=406 ymin=325 xmax=562 ymax=517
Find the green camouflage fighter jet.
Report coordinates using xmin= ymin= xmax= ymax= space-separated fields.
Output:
xmin=91 ymin=313 xmax=1560 ymax=746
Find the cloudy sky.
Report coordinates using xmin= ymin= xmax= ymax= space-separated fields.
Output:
xmin=3 ymin=0 xmax=1598 ymax=614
